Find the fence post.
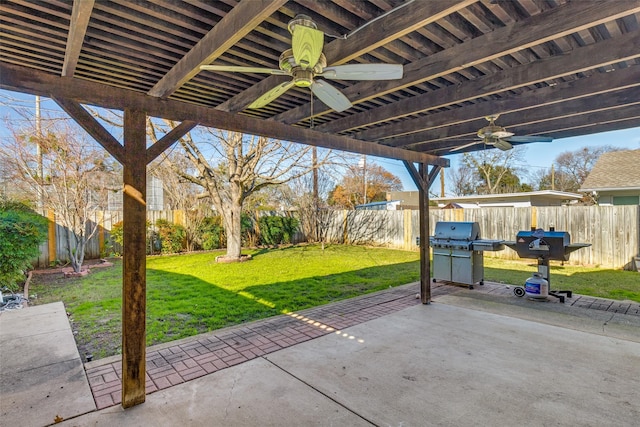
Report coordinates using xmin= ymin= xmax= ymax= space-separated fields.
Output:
xmin=342 ymin=209 xmax=348 ymax=244
xmin=403 ymin=209 xmax=412 ymax=250
xmin=98 ymin=211 xmax=105 ymax=257
xmin=531 ymin=206 xmax=537 ymax=229
xmin=47 ymin=209 xmax=56 ymax=265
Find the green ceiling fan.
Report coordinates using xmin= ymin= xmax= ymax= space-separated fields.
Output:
xmin=451 ymin=115 xmax=554 ymax=152
xmin=200 ymin=15 xmax=403 ymax=112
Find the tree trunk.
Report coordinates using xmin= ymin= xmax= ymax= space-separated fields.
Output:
xmin=224 ymin=201 xmax=243 ymax=260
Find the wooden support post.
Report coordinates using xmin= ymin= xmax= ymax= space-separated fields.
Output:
xmin=418 ymin=163 xmax=431 ymax=304
xmin=122 ymin=109 xmax=147 ymax=408
xmin=403 ymin=161 xmax=441 ymax=304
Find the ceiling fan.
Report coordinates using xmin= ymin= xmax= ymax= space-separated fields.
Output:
xmin=199 ymin=15 xmax=403 ymax=112
xmin=451 ymin=115 xmax=553 ymax=152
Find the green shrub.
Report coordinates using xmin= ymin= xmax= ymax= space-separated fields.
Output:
xmin=258 ymin=215 xmax=299 ymax=246
xmin=155 ymin=219 xmax=186 ymax=254
xmin=200 ymin=216 xmax=225 ymax=250
xmin=110 ymin=220 xmax=124 ymax=252
xmin=0 ymin=201 xmax=48 ymax=290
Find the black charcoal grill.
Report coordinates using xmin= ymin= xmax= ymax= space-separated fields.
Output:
xmin=504 ymin=228 xmax=591 ymax=302
xmin=430 ymin=221 xmax=505 ymax=289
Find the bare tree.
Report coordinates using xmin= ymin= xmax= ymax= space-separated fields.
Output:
xmin=0 ymin=119 xmax=118 ymax=272
xmin=460 ymin=148 xmax=528 ymax=194
xmin=149 ymin=153 xmax=209 ymax=251
xmin=449 ymin=162 xmax=476 ymax=196
xmin=153 ymin=123 xmax=326 ymax=261
xmin=554 ymin=145 xmax=623 ymax=191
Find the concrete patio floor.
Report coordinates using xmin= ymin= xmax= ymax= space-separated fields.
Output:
xmin=1 ymin=282 xmax=639 ymax=426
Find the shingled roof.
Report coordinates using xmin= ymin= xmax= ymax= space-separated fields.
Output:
xmin=580 ymin=149 xmax=640 ymax=191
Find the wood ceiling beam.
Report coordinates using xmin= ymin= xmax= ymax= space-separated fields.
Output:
xmin=275 ymin=0 xmax=640 ymax=126
xmin=0 ymin=63 xmax=447 ymax=166
xmin=322 ymin=0 xmax=477 ymax=66
xmin=418 ymin=104 xmax=640 ymax=153
xmin=146 ymin=120 xmax=199 ymax=164
xmin=147 ymin=0 xmax=287 ymax=98
xmin=215 ymin=0 xmax=474 ymax=113
xmin=427 ymin=115 xmax=640 ymax=156
xmin=352 ymin=31 xmax=640 ymax=140
xmin=52 ymin=97 xmax=126 ymax=164
xmin=401 ymin=86 xmax=640 ymax=148
xmin=61 ymin=0 xmax=95 ymax=77
xmin=369 ymin=63 xmax=640 ymax=146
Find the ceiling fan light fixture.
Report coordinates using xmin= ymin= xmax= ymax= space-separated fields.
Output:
xmin=293 ymin=69 xmax=314 ymax=87
xmin=288 ymin=14 xmax=317 ymax=33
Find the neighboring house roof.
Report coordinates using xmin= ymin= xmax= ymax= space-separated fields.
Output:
xmin=580 ymin=149 xmax=640 ymax=192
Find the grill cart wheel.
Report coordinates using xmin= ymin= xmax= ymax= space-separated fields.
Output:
xmin=513 ymin=287 xmax=525 ymax=297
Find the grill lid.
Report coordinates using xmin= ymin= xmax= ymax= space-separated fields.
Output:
xmin=504 ymin=228 xmax=591 ymax=261
xmin=432 ymin=222 xmax=480 ymax=241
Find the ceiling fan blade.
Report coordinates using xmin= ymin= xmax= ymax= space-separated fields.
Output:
xmin=493 ymin=139 xmax=513 ymax=151
xmin=292 ymin=25 xmax=324 ymax=69
xmin=505 ymin=135 xmax=554 ymax=143
xmin=247 ymin=80 xmax=295 ymax=109
xmin=200 ymin=65 xmax=286 ymax=75
xmin=310 ymin=79 xmax=352 ymax=112
xmin=320 ymin=64 xmax=403 ymax=80
xmin=449 ymin=141 xmax=480 ymax=152
xmin=492 ymin=130 xmax=514 ymax=139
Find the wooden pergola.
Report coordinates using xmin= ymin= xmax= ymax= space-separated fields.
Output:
xmin=1 ymin=0 xmax=639 ymax=408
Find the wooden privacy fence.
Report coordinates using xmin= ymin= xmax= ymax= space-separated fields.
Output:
xmin=35 ymin=205 xmax=639 ymax=270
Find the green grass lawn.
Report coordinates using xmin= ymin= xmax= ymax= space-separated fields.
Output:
xmin=29 ymin=245 xmax=639 ymax=360
xmin=29 ymin=245 xmax=420 ymax=359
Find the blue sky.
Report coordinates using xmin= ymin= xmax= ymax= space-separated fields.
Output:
xmin=1 ymin=90 xmax=638 ymax=194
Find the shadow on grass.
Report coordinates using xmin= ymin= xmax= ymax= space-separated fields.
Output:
xmin=145 ymin=259 xmax=419 ymax=345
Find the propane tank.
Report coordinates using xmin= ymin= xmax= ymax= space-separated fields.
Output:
xmin=525 ymin=272 xmax=549 ymax=299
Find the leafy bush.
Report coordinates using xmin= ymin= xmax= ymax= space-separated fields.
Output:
xmin=110 ymin=220 xmax=161 ymax=255
xmin=155 ymin=219 xmax=186 ymax=254
xmin=258 ymin=215 xmax=299 ymax=246
xmin=0 ymin=201 xmax=48 ymax=290
xmin=200 ymin=216 xmax=225 ymax=250
xmin=110 ymin=221 xmax=124 ymax=253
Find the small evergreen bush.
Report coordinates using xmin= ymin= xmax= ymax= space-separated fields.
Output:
xmin=0 ymin=201 xmax=48 ymax=290
xmin=258 ymin=215 xmax=299 ymax=246
xmin=200 ymin=216 xmax=225 ymax=250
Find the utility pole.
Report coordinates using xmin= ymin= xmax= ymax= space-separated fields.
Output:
xmin=36 ymin=95 xmax=44 ymax=212
xmin=551 ymin=164 xmax=555 ymax=190
xmin=359 ymin=155 xmax=367 ymax=204
xmin=312 ymin=146 xmax=319 ymax=241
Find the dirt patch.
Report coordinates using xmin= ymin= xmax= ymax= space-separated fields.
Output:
xmin=215 ymin=254 xmax=252 ymax=263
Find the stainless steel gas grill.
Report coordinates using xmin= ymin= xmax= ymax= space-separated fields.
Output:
xmin=504 ymin=228 xmax=591 ymax=302
xmin=430 ymin=222 xmax=505 ymax=289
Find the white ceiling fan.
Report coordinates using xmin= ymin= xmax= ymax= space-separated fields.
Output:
xmin=451 ymin=115 xmax=553 ymax=152
xmin=200 ymin=15 xmax=403 ymax=112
